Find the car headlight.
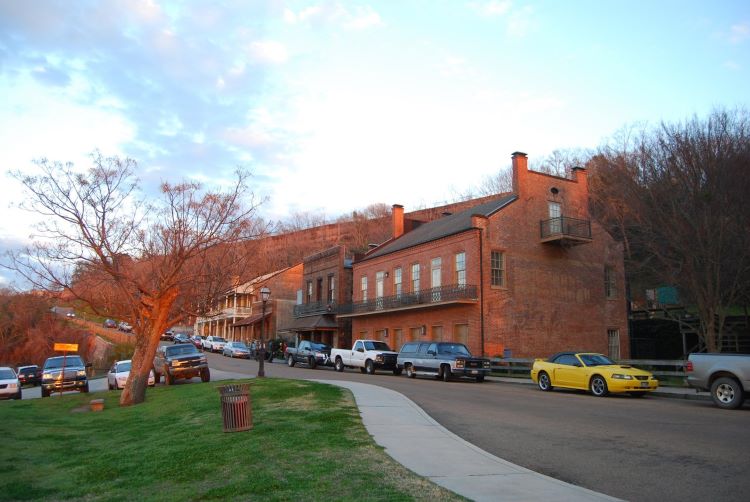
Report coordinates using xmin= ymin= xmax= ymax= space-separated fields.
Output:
xmin=43 ymin=373 xmax=52 ymax=380
xmin=375 ymin=355 xmax=384 ymax=363
xmin=455 ymin=359 xmax=465 ymax=369
xmin=77 ymin=370 xmax=86 ymax=377
xmin=199 ymin=356 xmax=207 ymax=363
xmin=611 ymin=374 xmax=633 ymax=380
xmin=483 ymin=361 xmax=491 ymax=368
xmin=8 ymin=383 xmax=17 ymax=389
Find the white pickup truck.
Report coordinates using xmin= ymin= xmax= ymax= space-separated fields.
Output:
xmin=686 ymin=352 xmax=750 ymax=409
xmin=330 ymin=339 xmax=401 ymax=375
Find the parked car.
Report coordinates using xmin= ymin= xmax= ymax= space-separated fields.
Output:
xmin=40 ymin=355 xmax=89 ymax=397
xmin=173 ymin=333 xmax=191 ymax=344
xmin=285 ymin=340 xmax=332 ymax=369
xmin=16 ymin=364 xmax=41 ymax=386
xmin=531 ymin=352 xmax=659 ymax=397
xmin=103 ymin=319 xmax=117 ymax=329
xmin=397 ymin=342 xmax=491 ymax=382
xmin=107 ymin=360 xmax=155 ymax=390
xmin=686 ymin=353 xmax=750 ymax=409
xmin=0 ymin=367 xmax=22 ymax=400
xmin=118 ymin=321 xmax=133 ymax=332
xmin=153 ymin=343 xmax=210 ymax=384
xmin=202 ymin=336 xmax=228 ymax=353
xmin=330 ymin=339 xmax=399 ymax=374
xmin=223 ymin=341 xmax=251 ymax=358
xmin=160 ymin=330 xmax=175 ymax=341
xmin=190 ymin=335 xmax=203 ymax=350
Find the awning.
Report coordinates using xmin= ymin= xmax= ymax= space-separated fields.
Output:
xmin=282 ymin=314 xmax=338 ymax=332
xmin=232 ymin=310 xmax=272 ymax=328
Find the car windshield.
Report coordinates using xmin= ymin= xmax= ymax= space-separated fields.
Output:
xmin=579 ymin=354 xmax=616 ymax=366
xmin=117 ymin=362 xmax=132 ymax=372
xmin=231 ymin=343 xmax=248 ymax=349
xmin=437 ymin=344 xmax=471 ymax=356
xmin=214 ymin=337 xmax=227 ymax=343
xmin=165 ymin=345 xmax=199 ymax=356
xmin=44 ymin=356 xmax=84 ymax=369
xmin=0 ymin=368 xmax=16 ymax=379
xmin=364 ymin=341 xmax=392 ymax=351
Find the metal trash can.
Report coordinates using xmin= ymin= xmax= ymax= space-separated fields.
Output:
xmin=218 ymin=384 xmax=252 ymax=432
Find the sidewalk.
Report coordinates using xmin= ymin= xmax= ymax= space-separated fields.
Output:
xmin=313 ymin=379 xmax=621 ymax=502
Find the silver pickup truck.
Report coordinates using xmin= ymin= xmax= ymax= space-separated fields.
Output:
xmin=686 ymin=353 xmax=750 ymax=409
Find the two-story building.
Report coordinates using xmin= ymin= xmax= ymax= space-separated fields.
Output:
xmin=283 ymin=246 xmax=353 ymax=348
xmin=339 ymin=152 xmax=629 ymax=359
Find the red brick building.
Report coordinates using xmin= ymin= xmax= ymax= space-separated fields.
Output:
xmin=339 ymin=152 xmax=629 ymax=359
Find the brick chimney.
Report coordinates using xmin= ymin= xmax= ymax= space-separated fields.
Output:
xmin=511 ymin=151 xmax=528 ymax=195
xmin=392 ymin=204 xmax=404 ymax=238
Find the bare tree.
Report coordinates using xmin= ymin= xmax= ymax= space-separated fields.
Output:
xmin=4 ymin=152 xmax=265 ymax=405
xmin=589 ymin=109 xmax=750 ymax=352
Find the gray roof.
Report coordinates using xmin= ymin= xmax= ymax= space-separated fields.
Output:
xmin=362 ymin=194 xmax=517 ymax=261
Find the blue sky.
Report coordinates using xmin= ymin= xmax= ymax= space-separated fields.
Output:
xmin=0 ymin=0 xmax=748 ymax=286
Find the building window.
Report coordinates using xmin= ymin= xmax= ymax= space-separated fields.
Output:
xmin=605 ymin=266 xmax=616 ymax=299
xmin=491 ymin=251 xmax=505 ymax=287
xmin=409 ymin=326 xmax=423 ymax=341
xmin=394 ymin=267 xmax=402 ymax=298
xmin=327 ymin=274 xmax=335 ymax=303
xmin=454 ymin=323 xmax=468 ymax=346
xmin=431 ymin=325 xmax=443 ymax=341
xmin=375 ymin=328 xmax=387 ymax=341
xmin=548 ymin=201 xmax=562 ymax=234
xmin=375 ymin=271 xmax=385 ymax=309
xmin=411 ymin=263 xmax=420 ymax=293
xmin=431 ymin=257 xmax=442 ymax=301
xmin=608 ymin=329 xmax=620 ymax=359
xmin=316 ymin=277 xmax=323 ymax=302
xmin=361 ymin=276 xmax=368 ymax=302
xmin=306 ymin=280 xmax=313 ymax=303
xmin=455 ymin=252 xmax=466 ymax=286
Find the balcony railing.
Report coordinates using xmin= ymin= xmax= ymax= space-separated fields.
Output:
xmin=339 ymin=284 xmax=478 ymax=316
xmin=540 ymin=216 xmax=592 ymax=245
xmin=294 ymin=301 xmax=338 ymax=317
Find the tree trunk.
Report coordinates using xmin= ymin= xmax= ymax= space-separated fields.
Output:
xmin=120 ymin=288 xmax=178 ymax=406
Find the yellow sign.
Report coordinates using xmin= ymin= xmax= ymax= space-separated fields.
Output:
xmin=54 ymin=343 xmax=79 ymax=352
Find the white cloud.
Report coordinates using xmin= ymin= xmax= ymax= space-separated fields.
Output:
xmin=284 ymin=3 xmax=382 ymax=30
xmin=343 ymin=6 xmax=383 ymax=30
xmin=723 ymin=60 xmax=741 ymax=70
xmin=728 ymin=22 xmax=749 ymax=44
xmin=248 ymin=40 xmax=289 ymax=65
xmin=469 ymin=1 xmax=512 ymax=17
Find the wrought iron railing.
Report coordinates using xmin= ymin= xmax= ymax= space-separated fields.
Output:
xmin=293 ymin=301 xmax=338 ymax=317
xmin=540 ymin=216 xmax=591 ymax=240
xmin=339 ymin=284 xmax=478 ymax=315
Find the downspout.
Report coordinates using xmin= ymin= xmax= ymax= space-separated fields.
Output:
xmin=479 ymin=227 xmax=485 ymax=356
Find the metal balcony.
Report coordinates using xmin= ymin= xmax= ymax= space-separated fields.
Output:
xmin=540 ymin=216 xmax=592 ymax=246
xmin=338 ymin=284 xmax=478 ymax=317
xmin=293 ymin=301 xmax=338 ymax=317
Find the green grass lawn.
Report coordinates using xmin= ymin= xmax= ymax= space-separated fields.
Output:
xmin=0 ymin=379 xmax=463 ymax=501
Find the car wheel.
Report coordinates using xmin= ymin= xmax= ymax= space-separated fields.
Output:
xmin=441 ymin=365 xmax=451 ymax=382
xmin=308 ymin=356 xmax=317 ymax=369
xmin=365 ymin=360 xmax=375 ymax=375
xmin=393 ymin=368 xmax=403 ymax=376
xmin=41 ymin=387 xmax=49 ymax=398
xmin=475 ymin=375 xmax=485 ymax=383
xmin=406 ymin=364 xmax=416 ymax=378
xmin=81 ymin=384 xmax=89 ymax=393
xmin=590 ymin=375 xmax=608 ymax=397
xmin=710 ymin=377 xmax=744 ymax=409
xmin=335 ymin=358 xmax=344 ymax=372
xmin=14 ymin=389 xmax=22 ymax=400
xmin=200 ymin=367 xmax=210 ymax=383
xmin=538 ymin=371 xmax=553 ymax=391
xmin=287 ymin=355 xmax=295 ymax=367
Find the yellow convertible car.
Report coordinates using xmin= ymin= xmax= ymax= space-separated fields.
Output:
xmin=530 ymin=352 xmax=659 ymax=397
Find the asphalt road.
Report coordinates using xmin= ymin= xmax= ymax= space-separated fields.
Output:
xmin=209 ymin=351 xmax=750 ymax=502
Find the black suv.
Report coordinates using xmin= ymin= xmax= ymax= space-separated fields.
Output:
xmin=17 ymin=365 xmax=41 ymax=386
xmin=41 ymin=355 xmax=90 ymax=397
xmin=154 ymin=343 xmax=210 ymax=385
xmin=397 ymin=342 xmax=491 ymax=382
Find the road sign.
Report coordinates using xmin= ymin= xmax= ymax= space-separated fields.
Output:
xmin=54 ymin=343 xmax=79 ymax=352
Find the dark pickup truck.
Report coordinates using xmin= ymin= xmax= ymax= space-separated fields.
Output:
xmin=154 ymin=343 xmax=210 ymax=385
xmin=41 ymin=355 xmax=89 ymax=397
xmin=285 ymin=340 xmax=332 ymax=369
xmin=397 ymin=341 xmax=491 ymax=382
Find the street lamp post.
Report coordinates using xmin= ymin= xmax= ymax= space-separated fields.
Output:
xmin=257 ymin=286 xmax=271 ymax=378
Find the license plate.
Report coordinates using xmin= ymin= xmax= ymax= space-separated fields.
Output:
xmin=471 ymin=370 xmax=478 ymax=374
xmin=640 ymin=382 xmax=649 ymax=388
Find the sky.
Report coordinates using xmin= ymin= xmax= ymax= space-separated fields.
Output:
xmin=0 ymin=0 xmax=748 ymax=287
